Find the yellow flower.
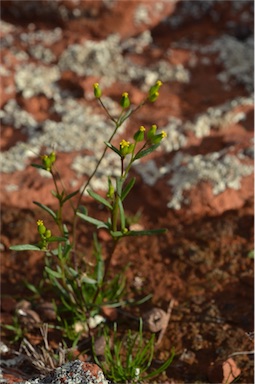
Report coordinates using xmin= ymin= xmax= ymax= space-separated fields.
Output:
xmin=37 ymin=219 xmax=44 ymax=226
xmin=161 ymin=131 xmax=167 ymax=139
xmin=134 ymin=125 xmax=146 ymax=142
xmin=120 ymin=92 xmax=130 ymax=108
xmin=120 ymin=139 xmax=130 ymax=149
xmin=93 ymin=82 xmax=102 ymax=98
xmin=148 ymin=80 xmax=162 ymax=102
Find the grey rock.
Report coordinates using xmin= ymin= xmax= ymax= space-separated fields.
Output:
xmin=20 ymin=360 xmax=109 ymax=384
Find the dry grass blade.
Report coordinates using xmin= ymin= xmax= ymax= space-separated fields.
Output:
xmin=19 ymin=324 xmax=68 ymax=373
xmin=156 ymin=299 xmax=175 ymax=348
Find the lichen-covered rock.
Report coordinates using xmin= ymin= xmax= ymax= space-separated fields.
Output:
xmin=20 ymin=361 xmax=109 ymax=384
xmin=1 ymin=0 xmax=179 ymax=39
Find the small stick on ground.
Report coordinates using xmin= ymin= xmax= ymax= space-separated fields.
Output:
xmin=156 ymin=299 xmax=175 ymax=348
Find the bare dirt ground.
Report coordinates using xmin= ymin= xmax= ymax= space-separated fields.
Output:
xmin=0 ymin=1 xmax=254 ymax=383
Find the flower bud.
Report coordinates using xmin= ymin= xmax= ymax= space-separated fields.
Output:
xmin=41 ymin=155 xmax=52 ymax=171
xmin=149 ymin=80 xmax=162 ymax=96
xmin=93 ymin=83 xmax=102 ymax=98
xmin=49 ymin=151 xmax=56 ymax=164
xmin=148 ymin=80 xmax=162 ymax=102
xmin=148 ymin=91 xmax=159 ymax=102
xmin=161 ymin=130 xmax=167 ymax=139
xmin=149 ymin=131 xmax=167 ymax=145
xmin=134 ymin=126 xmax=145 ymax=142
xmin=147 ymin=124 xmax=157 ymax=140
xmin=149 ymin=134 xmax=163 ymax=144
xmin=45 ymin=229 xmax=52 ymax=239
xmin=38 ymin=240 xmax=48 ymax=251
xmin=120 ymin=92 xmax=130 ymax=109
xmin=37 ymin=220 xmax=46 ymax=235
xmin=119 ymin=139 xmax=134 ymax=156
xmin=107 ymin=178 xmax=115 ymax=199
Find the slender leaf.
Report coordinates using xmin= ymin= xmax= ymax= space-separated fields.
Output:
xmin=81 ymin=276 xmax=97 ymax=285
xmin=93 ymin=234 xmax=104 ymax=284
xmin=62 ymin=244 xmax=72 ymax=259
xmin=125 ymin=294 xmax=153 ymax=306
xmin=116 ymin=177 xmax=124 ymax=197
xmin=118 ymin=108 xmax=133 ymax=125
xmin=104 ymin=142 xmax=122 ymax=157
xmin=76 ymin=212 xmax=109 ymax=229
xmin=25 ymin=282 xmax=41 ymax=295
xmin=47 ymin=236 xmax=67 ymax=243
xmin=143 ymin=348 xmax=175 ymax=380
xmin=134 ymin=143 xmax=160 ymax=160
xmin=110 ymin=230 xmax=124 ymax=238
xmin=45 ymin=266 xmax=62 ymax=279
xmin=51 ymin=190 xmax=58 ymax=197
xmin=57 ymin=243 xmax=63 ymax=259
xmin=62 ymin=189 xmax=80 ymax=204
xmin=66 ymin=267 xmax=78 ymax=278
xmin=88 ymin=189 xmax=113 ymax=210
xmin=121 ymin=177 xmax=136 ymax=201
xmin=118 ymin=199 xmax=126 ymax=231
xmin=31 ymin=163 xmax=46 ymax=170
xmin=78 ymin=205 xmax=87 ymax=215
xmin=63 ymin=224 xmax=70 ymax=240
xmin=33 ymin=201 xmax=56 ymax=219
xmin=10 ymin=244 xmax=42 ymax=251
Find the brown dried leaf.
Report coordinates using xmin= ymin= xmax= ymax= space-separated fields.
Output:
xmin=222 ymin=358 xmax=241 ymax=384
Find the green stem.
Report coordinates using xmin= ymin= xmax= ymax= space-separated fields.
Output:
xmin=51 ymin=170 xmax=65 ymax=236
xmin=71 ymin=123 xmax=120 ymax=248
xmin=111 ymin=194 xmax=120 ymax=232
xmin=72 ymin=96 xmax=149 ymax=249
xmin=99 ymin=98 xmax=117 ymax=124
xmin=122 ymin=142 xmax=147 ymax=180
xmin=92 ymin=237 xmax=119 ymax=305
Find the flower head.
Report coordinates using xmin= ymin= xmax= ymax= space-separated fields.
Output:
xmin=37 ymin=220 xmax=46 ymax=235
xmin=93 ymin=82 xmax=102 ymax=98
xmin=147 ymin=124 xmax=157 ymax=140
xmin=120 ymin=92 xmax=130 ymax=109
xmin=134 ymin=126 xmax=146 ymax=142
xmin=148 ymin=80 xmax=163 ymax=101
xmin=41 ymin=153 xmax=54 ymax=171
xmin=119 ymin=139 xmax=134 ymax=156
xmin=120 ymin=139 xmax=130 ymax=149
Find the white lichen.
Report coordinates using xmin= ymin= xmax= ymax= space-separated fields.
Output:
xmin=72 ymin=151 xmax=121 ymax=191
xmin=167 ymin=150 xmax=253 ymax=209
xmin=0 ymin=99 xmax=38 ymax=132
xmin=14 ymin=63 xmax=60 ymax=98
xmin=134 ymin=4 xmax=150 ymax=26
xmin=184 ymin=96 xmax=253 ymax=138
xmin=58 ymin=34 xmax=190 ymax=88
xmin=207 ymin=35 xmax=254 ymax=92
